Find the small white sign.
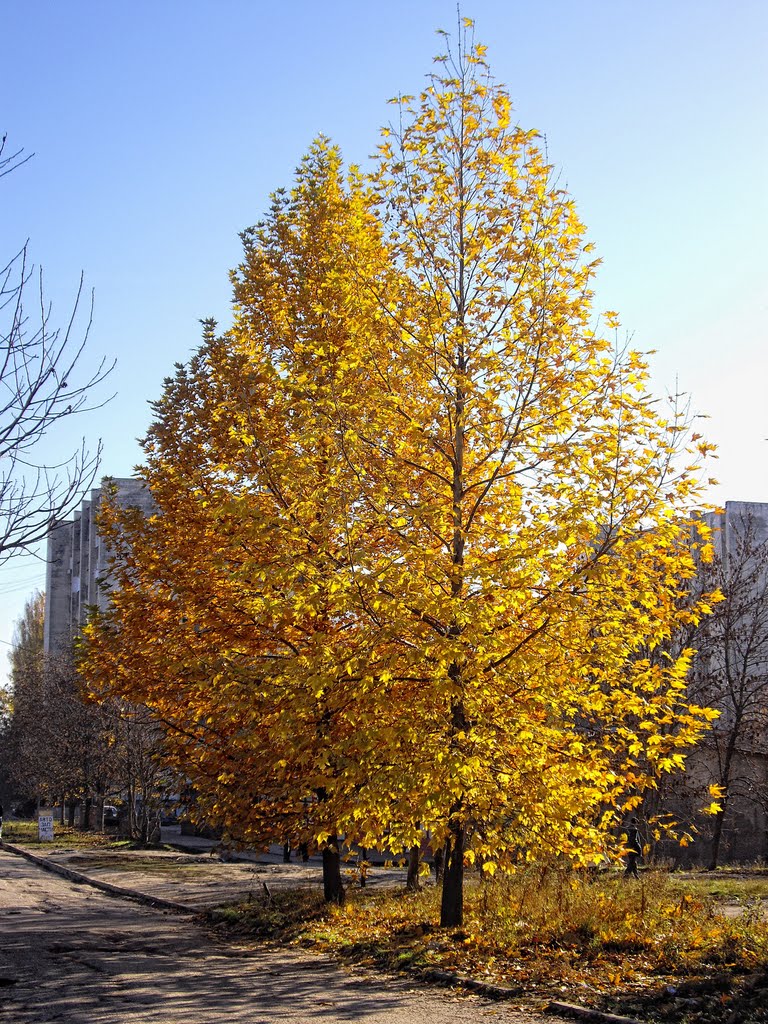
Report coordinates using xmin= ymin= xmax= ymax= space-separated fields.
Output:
xmin=38 ymin=815 xmax=54 ymax=841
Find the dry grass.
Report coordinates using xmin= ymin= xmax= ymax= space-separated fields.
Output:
xmin=2 ymin=820 xmax=124 ymax=849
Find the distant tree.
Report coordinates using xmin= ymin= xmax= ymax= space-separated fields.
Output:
xmin=4 ymin=593 xmax=110 ymax=823
xmin=0 ymin=590 xmax=45 ymax=805
xmin=3 ymin=590 xmax=172 ymax=836
xmin=0 ymin=134 xmax=113 ymax=562
xmin=7 ymin=590 xmax=45 ymax=689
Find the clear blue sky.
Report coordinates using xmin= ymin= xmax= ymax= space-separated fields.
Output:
xmin=2 ymin=0 xmax=766 ymax=670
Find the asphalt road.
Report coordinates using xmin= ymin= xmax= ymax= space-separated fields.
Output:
xmin=0 ymin=850 xmax=547 ymax=1024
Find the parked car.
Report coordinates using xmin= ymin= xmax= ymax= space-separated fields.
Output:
xmin=102 ymin=805 xmax=119 ymax=827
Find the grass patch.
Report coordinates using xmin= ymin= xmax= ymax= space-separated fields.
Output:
xmin=2 ymin=822 xmax=217 ymax=876
xmin=2 ymin=821 xmax=119 ymax=848
xmin=1 ymin=821 xmax=166 ymax=853
xmin=671 ymin=872 xmax=768 ymax=903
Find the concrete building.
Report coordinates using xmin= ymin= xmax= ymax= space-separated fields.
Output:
xmin=708 ymin=500 xmax=768 ymax=563
xmin=44 ymin=477 xmax=153 ymax=654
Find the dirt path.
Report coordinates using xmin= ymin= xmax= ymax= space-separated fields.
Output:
xmin=0 ymin=850 xmax=549 ymax=1024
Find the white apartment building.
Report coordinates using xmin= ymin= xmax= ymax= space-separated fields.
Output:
xmin=44 ymin=477 xmax=153 ymax=654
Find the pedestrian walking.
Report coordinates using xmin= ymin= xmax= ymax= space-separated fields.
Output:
xmin=624 ymin=816 xmax=642 ymax=878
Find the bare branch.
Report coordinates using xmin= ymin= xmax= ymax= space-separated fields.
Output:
xmin=0 ymin=136 xmax=115 ymax=562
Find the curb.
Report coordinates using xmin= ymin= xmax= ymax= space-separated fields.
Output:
xmin=546 ymin=1001 xmax=645 ymax=1024
xmin=421 ymin=967 xmax=523 ymax=1000
xmin=0 ymin=841 xmax=197 ymax=916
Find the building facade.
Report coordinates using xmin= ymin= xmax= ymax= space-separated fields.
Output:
xmin=44 ymin=477 xmax=152 ymax=654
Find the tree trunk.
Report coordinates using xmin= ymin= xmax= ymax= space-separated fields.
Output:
xmin=322 ymin=836 xmax=345 ymax=905
xmin=440 ymin=820 xmax=465 ymax=927
xmin=139 ymin=806 xmax=149 ymax=845
xmin=709 ymin=744 xmax=735 ymax=870
xmin=406 ymin=845 xmax=421 ymax=891
xmin=709 ymin=803 xmax=728 ymax=870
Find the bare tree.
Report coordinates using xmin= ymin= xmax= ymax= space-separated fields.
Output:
xmin=3 ymin=599 xmax=117 ymax=826
xmin=0 ymin=134 xmax=114 ymax=562
xmin=0 ymin=590 xmax=45 ymax=808
xmin=2 ymin=593 xmax=172 ymax=837
xmin=107 ymin=701 xmax=171 ymax=843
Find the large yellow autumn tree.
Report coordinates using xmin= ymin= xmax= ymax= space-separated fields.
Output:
xmin=82 ymin=25 xmax=717 ymax=926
